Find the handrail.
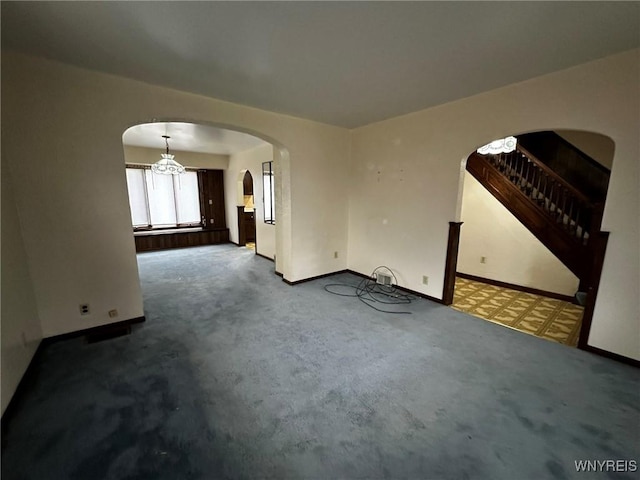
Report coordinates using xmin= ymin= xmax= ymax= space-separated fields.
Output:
xmin=472 ymin=148 xmax=605 ymax=244
xmin=517 ymin=145 xmax=591 ymax=205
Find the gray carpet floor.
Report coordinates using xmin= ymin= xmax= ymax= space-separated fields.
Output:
xmin=2 ymin=244 xmax=639 ymax=479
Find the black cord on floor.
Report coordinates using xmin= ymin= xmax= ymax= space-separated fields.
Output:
xmin=324 ymin=266 xmax=415 ymax=314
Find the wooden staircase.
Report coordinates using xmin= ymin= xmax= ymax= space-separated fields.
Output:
xmin=466 ymin=142 xmax=606 ymax=283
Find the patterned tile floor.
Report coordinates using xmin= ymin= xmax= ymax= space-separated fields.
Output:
xmin=451 ymin=277 xmax=583 ymax=346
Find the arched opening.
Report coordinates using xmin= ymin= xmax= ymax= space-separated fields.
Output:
xmin=447 ymin=130 xmax=614 ymax=349
xmin=237 ymin=170 xmax=256 ymax=249
xmin=121 ymin=120 xmax=285 ymax=287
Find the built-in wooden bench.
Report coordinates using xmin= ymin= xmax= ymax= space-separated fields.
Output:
xmin=133 ymin=169 xmax=229 ymax=253
xmin=134 ymin=227 xmax=229 ymax=252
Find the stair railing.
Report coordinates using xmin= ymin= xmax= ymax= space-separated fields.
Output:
xmin=482 ymin=145 xmax=603 ymax=246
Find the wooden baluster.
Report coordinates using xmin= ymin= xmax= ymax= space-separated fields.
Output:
xmin=583 ymin=206 xmax=593 ymax=246
xmin=581 ymin=203 xmax=589 ymax=243
xmin=541 ymin=174 xmax=548 ymax=210
xmin=508 ymin=152 xmax=515 ymax=179
xmin=560 ymin=189 xmax=568 ymax=224
xmin=575 ymin=206 xmax=583 ymax=240
xmin=567 ymin=196 xmax=575 ymax=233
xmin=535 ymin=166 xmax=542 ymax=201
xmin=537 ymin=166 xmax=544 ymax=202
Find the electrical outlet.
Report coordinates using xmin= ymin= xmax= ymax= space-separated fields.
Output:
xmin=108 ymin=309 xmax=119 ymax=318
xmin=480 ymin=256 xmax=487 ymax=264
xmin=79 ymin=304 xmax=90 ymax=315
xmin=334 ymin=251 xmax=339 ymax=259
xmin=422 ymin=275 xmax=429 ymax=285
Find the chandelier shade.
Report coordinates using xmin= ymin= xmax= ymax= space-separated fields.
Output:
xmin=152 ymin=135 xmax=185 ymax=175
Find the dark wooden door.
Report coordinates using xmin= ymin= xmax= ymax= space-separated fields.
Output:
xmin=245 ymin=211 xmax=256 ymax=243
xmin=198 ymin=169 xmax=226 ymax=230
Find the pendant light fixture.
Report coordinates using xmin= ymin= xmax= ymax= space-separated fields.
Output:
xmin=151 ymin=135 xmax=185 ymax=175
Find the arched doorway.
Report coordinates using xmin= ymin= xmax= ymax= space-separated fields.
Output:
xmin=237 ymin=170 xmax=256 ymax=248
xmin=446 ymin=130 xmax=613 ymax=349
xmin=121 ymin=120 xmax=284 ymax=271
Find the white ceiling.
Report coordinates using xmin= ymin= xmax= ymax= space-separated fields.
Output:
xmin=2 ymin=2 xmax=639 ymax=129
xmin=122 ymin=122 xmax=267 ymax=155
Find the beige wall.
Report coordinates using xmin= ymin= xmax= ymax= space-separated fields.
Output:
xmin=349 ymin=49 xmax=639 ymax=360
xmin=2 ymin=52 xmax=350 ymax=340
xmin=458 ymin=172 xmax=579 ymax=296
xmin=1 ymin=162 xmax=43 ymax=414
xmin=224 ymin=143 xmax=276 ymax=259
xmin=123 ymin=145 xmax=229 ymax=170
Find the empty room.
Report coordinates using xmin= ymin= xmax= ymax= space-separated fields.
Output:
xmin=2 ymin=2 xmax=639 ymax=479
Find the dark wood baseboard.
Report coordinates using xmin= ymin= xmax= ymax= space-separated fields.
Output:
xmin=41 ymin=316 xmax=146 ymax=346
xmin=282 ymin=270 xmax=349 ymax=285
xmin=279 ymin=268 xmax=444 ymax=304
xmin=255 ymin=252 xmax=274 ymax=262
xmin=394 ymin=284 xmax=444 ymax=304
xmin=456 ymin=272 xmax=576 ymax=303
xmin=582 ymin=345 xmax=639 ymax=368
xmin=347 ymin=270 xmax=444 ymax=304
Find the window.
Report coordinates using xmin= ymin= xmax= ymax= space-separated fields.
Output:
xmin=125 ymin=166 xmax=201 ymax=229
xmin=262 ymin=161 xmax=275 ymax=224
